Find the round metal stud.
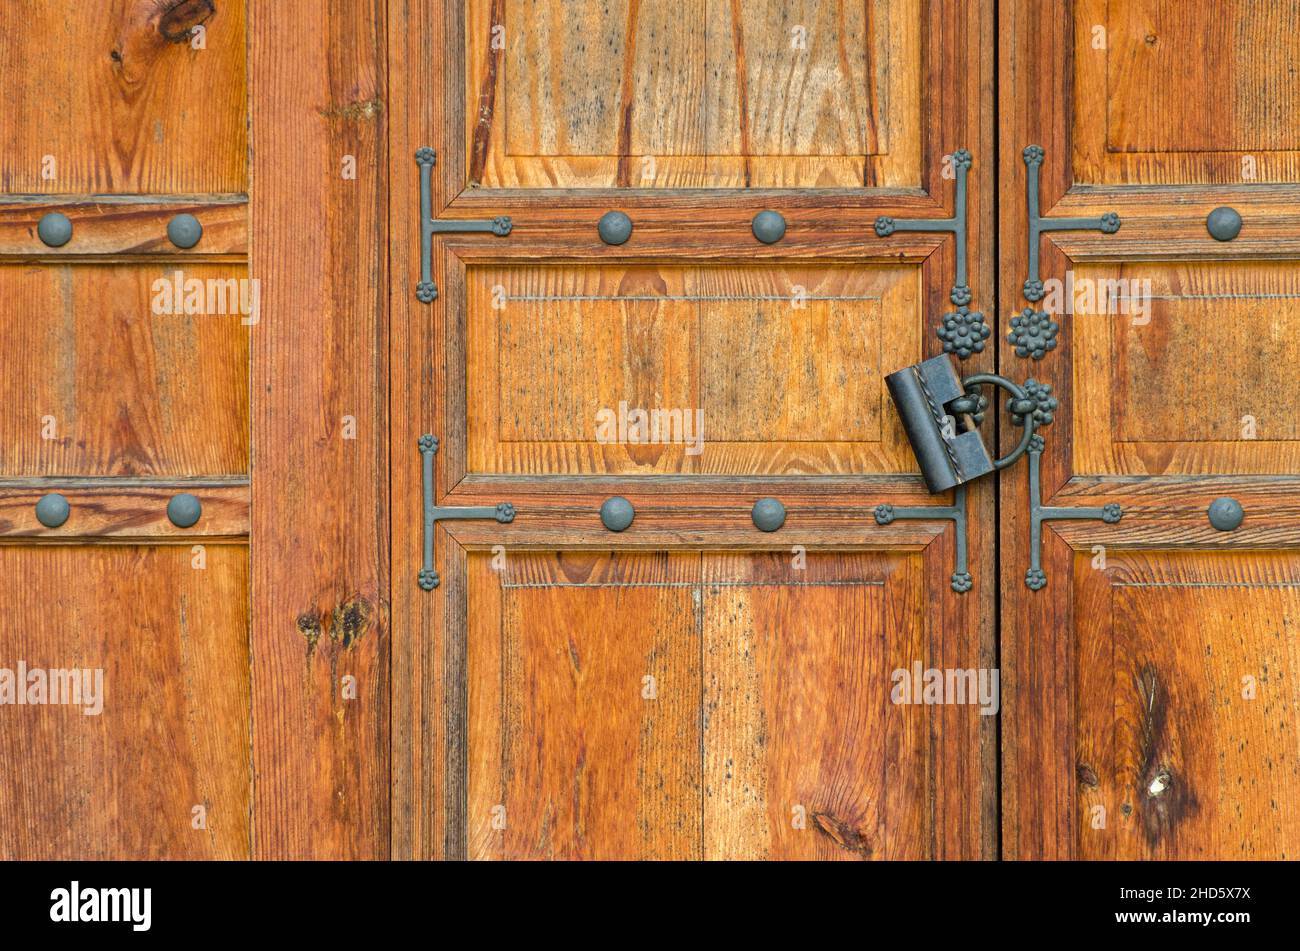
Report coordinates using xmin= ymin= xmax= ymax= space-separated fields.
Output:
xmin=1206 ymin=207 xmax=1242 ymax=242
xmin=597 ymin=210 xmax=633 ymax=246
xmin=35 ymin=493 xmax=70 ymax=529
xmin=167 ymin=493 xmax=203 ymax=529
xmin=751 ymin=497 xmax=786 ymax=532
xmin=167 ymin=213 xmax=204 ymax=249
xmin=751 ymin=210 xmax=786 ymax=244
xmin=37 ymin=212 xmax=73 ymax=248
xmin=599 ymin=496 xmax=635 ymax=532
xmin=1207 ymin=497 xmax=1244 ymax=532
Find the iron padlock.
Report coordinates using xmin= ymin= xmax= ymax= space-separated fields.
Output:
xmin=887 ymin=355 xmax=1039 ymax=494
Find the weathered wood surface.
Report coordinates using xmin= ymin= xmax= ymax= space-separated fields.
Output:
xmin=249 ymin=0 xmax=390 ymax=859
xmin=1001 ymin=0 xmax=1300 ymax=860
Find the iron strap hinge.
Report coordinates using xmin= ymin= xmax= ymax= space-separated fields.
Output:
xmin=418 ymin=435 xmax=514 ymax=591
xmin=873 ymin=148 xmax=991 ymax=361
xmin=415 ymin=148 xmax=512 ymax=303
xmin=1020 ymin=145 xmax=1120 ymax=303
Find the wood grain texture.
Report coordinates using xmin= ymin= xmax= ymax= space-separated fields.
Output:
xmin=0 ymin=264 xmax=249 ymax=477
xmin=1106 ymin=1 xmax=1299 ymax=153
xmin=249 ymin=0 xmax=389 ymax=859
xmin=1074 ymin=551 xmax=1300 ymax=859
xmin=465 ymin=262 xmax=919 ymax=476
xmin=464 ymin=548 xmax=955 ymax=860
xmin=1001 ymin=0 xmax=1300 ymax=860
xmin=467 ymin=550 xmax=702 ymax=860
xmin=468 ymin=0 xmax=921 ymax=189
xmin=0 ymin=480 xmax=248 ymax=540
xmin=1073 ymin=0 xmax=1300 ymax=185
xmin=702 ymin=551 xmax=925 ymax=860
xmin=1072 ymin=262 xmax=1300 ymax=475
xmin=0 ymin=0 xmax=247 ymax=194
xmin=0 ymin=544 xmax=250 ymax=859
xmin=394 ymin=0 xmax=994 ymax=860
xmin=0 ymin=199 xmax=247 ymax=258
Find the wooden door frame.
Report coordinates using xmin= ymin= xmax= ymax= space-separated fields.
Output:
xmin=249 ymin=0 xmax=390 ymax=859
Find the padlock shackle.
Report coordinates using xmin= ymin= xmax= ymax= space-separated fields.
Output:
xmin=960 ymin=373 xmax=1037 ymax=470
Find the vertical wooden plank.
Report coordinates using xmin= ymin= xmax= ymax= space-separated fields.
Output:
xmin=249 ymin=0 xmax=389 ymax=859
xmin=388 ymin=0 xmax=441 ymax=861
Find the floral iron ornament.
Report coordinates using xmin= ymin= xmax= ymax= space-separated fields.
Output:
xmin=874 ymin=149 xmax=991 ymax=359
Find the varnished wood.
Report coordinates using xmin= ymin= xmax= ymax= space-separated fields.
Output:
xmin=1073 ymin=0 xmax=1300 ymax=186
xmin=0 ymin=0 xmax=247 ymax=194
xmin=1001 ymin=0 xmax=1300 ymax=860
xmin=1074 ymin=551 xmax=1300 ymax=859
xmin=249 ymin=0 xmax=389 ymax=859
xmin=0 ymin=199 xmax=247 ymax=258
xmin=466 ymin=0 xmax=922 ymax=190
xmin=465 ymin=262 xmax=919 ymax=476
xmin=0 ymin=544 xmax=251 ymax=859
xmin=0 ymin=480 xmax=248 ymax=540
xmin=0 ymin=264 xmax=249 ymax=478
xmin=394 ymin=0 xmax=995 ymax=860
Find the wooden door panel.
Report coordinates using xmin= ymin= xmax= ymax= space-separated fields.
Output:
xmin=1074 ymin=551 xmax=1300 ymax=859
xmin=1003 ymin=0 xmax=1300 ymax=859
xmin=1073 ymin=0 xmax=1300 ymax=185
xmin=464 ymin=546 xmax=945 ymax=859
xmin=1071 ymin=262 xmax=1300 ymax=476
xmin=701 ymin=550 xmax=927 ymax=860
xmin=467 ymin=550 xmax=703 ymax=860
xmin=465 ymin=261 xmax=921 ymax=476
xmin=0 ymin=1 xmax=248 ymax=194
xmin=467 ymin=0 xmax=922 ymax=189
xmin=0 ymin=544 xmax=251 ymax=859
xmin=0 ymin=264 xmax=249 ymax=478
xmin=0 ymin=0 xmax=272 ymax=861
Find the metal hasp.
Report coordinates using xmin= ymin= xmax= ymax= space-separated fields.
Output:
xmin=418 ymin=434 xmax=515 ymax=590
xmin=1020 ymin=145 xmax=1120 ymax=303
xmin=874 ymin=148 xmax=988 ymax=360
xmin=1024 ymin=436 xmax=1122 ymax=590
xmin=883 ymin=359 xmax=1047 ymax=593
xmin=415 ymin=148 xmax=512 ymax=303
xmin=875 ymin=486 xmax=971 ymax=593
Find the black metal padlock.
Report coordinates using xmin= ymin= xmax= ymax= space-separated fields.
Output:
xmin=886 ymin=355 xmax=995 ymax=493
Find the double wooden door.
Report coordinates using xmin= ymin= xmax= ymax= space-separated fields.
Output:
xmin=1 ymin=0 xmax=1295 ymax=861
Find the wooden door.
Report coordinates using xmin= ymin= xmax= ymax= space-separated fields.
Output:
xmin=1001 ymin=0 xmax=1300 ymax=859
xmin=0 ymin=1 xmax=389 ymax=860
xmin=389 ymin=0 xmax=996 ymax=859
